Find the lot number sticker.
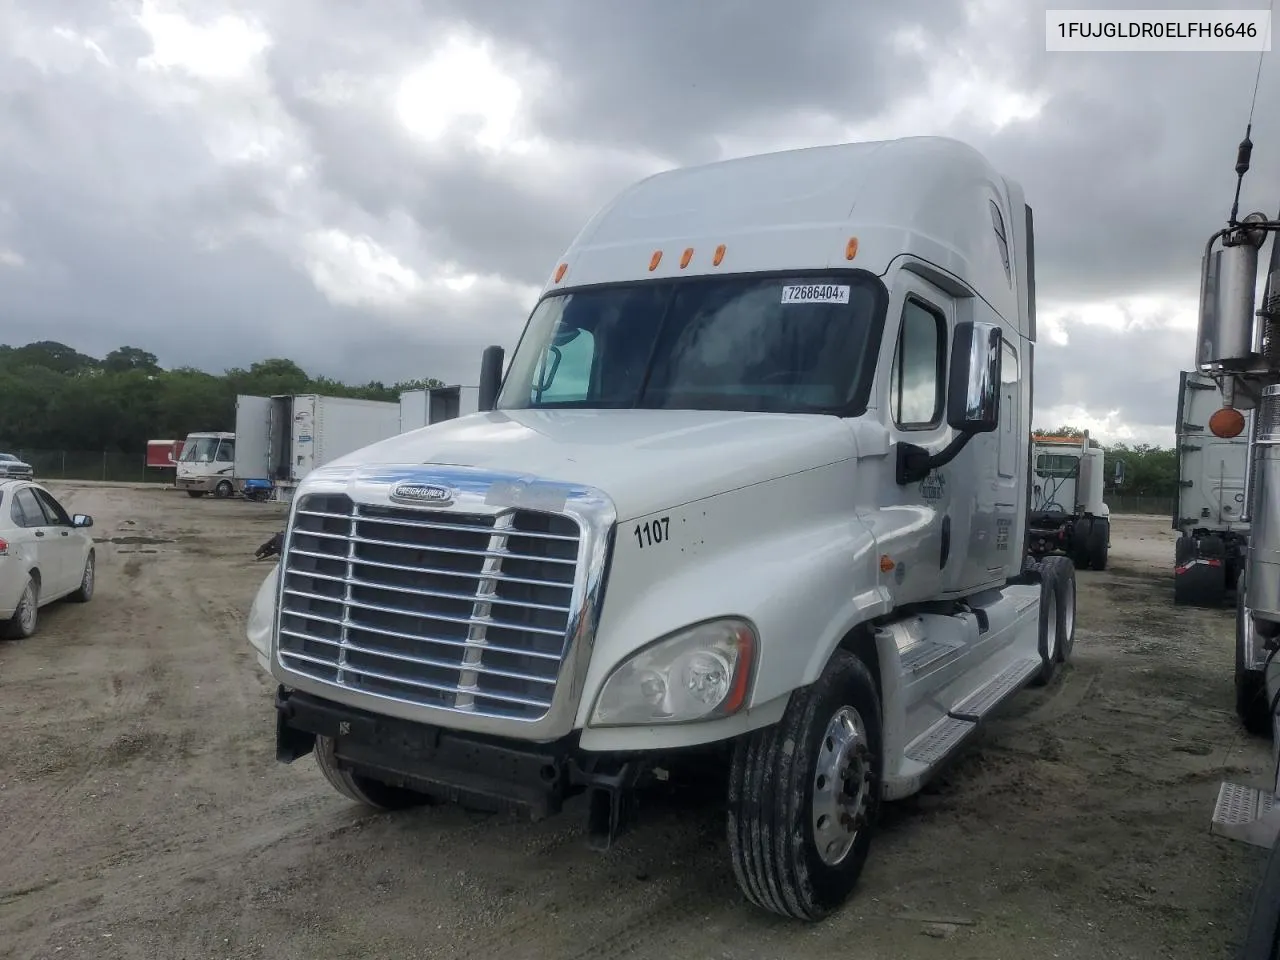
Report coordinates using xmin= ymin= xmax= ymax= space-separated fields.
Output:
xmin=780 ymin=284 xmax=850 ymax=305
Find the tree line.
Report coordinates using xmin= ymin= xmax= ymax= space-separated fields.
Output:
xmin=0 ymin=340 xmax=442 ymax=455
xmin=0 ymin=340 xmax=1181 ymax=499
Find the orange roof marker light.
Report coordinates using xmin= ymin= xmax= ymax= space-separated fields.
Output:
xmin=680 ymin=247 xmax=694 ymax=269
xmin=553 ymin=262 xmax=567 ymax=283
xmin=845 ymin=237 xmax=859 ymax=261
xmin=713 ymin=244 xmax=726 ymax=266
xmin=1210 ymin=406 xmax=1247 ymax=439
xmin=879 ymin=554 xmax=895 ymax=572
xmin=648 ymin=250 xmax=662 ymax=271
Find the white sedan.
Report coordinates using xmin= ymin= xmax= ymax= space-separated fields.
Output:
xmin=0 ymin=479 xmax=95 ymax=639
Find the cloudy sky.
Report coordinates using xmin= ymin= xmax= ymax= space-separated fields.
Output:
xmin=1 ymin=0 xmax=1278 ymax=446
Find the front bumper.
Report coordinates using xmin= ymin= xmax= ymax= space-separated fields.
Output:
xmin=175 ymin=476 xmax=214 ymax=492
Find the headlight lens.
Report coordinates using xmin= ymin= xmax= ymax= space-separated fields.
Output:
xmin=246 ymin=564 xmax=280 ymax=660
xmin=589 ymin=618 xmax=757 ymax=727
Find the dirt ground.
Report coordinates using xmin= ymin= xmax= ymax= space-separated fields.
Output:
xmin=0 ymin=485 xmax=1272 ymax=960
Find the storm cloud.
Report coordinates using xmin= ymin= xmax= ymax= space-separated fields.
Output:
xmin=1 ymin=0 xmax=1277 ymax=442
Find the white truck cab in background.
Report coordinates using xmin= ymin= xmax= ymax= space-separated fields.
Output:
xmin=247 ymin=135 xmax=1077 ymax=921
xmin=175 ymin=431 xmax=237 ymax=499
xmin=1026 ymin=432 xmax=1111 ymax=570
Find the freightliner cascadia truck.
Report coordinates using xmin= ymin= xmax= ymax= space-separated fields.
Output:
xmin=246 ymin=135 xmax=1077 ymax=921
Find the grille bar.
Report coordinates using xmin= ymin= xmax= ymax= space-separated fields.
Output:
xmin=277 ymin=492 xmax=581 ymax=721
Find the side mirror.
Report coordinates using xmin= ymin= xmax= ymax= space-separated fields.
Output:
xmin=946 ymin=321 xmax=1002 ymax=433
xmin=72 ymin=514 xmax=93 ymax=528
xmin=477 ymin=345 xmax=505 ymax=412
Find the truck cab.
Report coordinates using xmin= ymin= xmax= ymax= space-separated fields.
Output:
xmin=175 ymin=431 xmax=237 ymax=499
xmin=1026 ymin=432 xmax=1110 ymax=569
xmin=246 ymin=136 xmax=1077 ymax=921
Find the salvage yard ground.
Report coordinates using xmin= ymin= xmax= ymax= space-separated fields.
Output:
xmin=0 ymin=484 xmax=1272 ymax=959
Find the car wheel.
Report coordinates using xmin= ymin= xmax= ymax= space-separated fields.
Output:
xmin=214 ymin=480 xmax=234 ymax=499
xmin=4 ymin=576 xmax=39 ymax=639
xmin=69 ymin=551 xmax=95 ymax=603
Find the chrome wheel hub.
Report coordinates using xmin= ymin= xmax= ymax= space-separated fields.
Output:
xmin=811 ymin=705 xmax=873 ymax=867
xmin=18 ymin=584 xmax=35 ymax=631
xmin=1044 ymin=589 xmax=1058 ymax=661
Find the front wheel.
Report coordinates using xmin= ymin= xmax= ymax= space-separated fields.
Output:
xmin=314 ymin=736 xmax=436 ymax=810
xmin=213 ymin=480 xmax=234 ymax=499
xmin=68 ymin=551 xmax=95 ymax=603
xmin=1087 ymin=518 xmax=1109 ymax=571
xmin=727 ymin=649 xmax=883 ymax=921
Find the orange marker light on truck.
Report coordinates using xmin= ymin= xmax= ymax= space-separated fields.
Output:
xmin=1210 ymin=407 xmax=1247 ymax=438
xmin=713 ymin=244 xmax=726 ymax=266
xmin=553 ymin=263 xmax=567 ymax=283
xmin=649 ymin=251 xmax=662 ymax=271
xmin=680 ymin=247 xmax=694 ymax=269
xmin=846 ymin=237 xmax=859 ymax=260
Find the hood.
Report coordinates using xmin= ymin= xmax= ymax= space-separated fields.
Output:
xmin=321 ymin=408 xmax=857 ymax=521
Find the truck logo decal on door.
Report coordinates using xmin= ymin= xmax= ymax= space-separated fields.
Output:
xmin=920 ymin=471 xmax=946 ymax=501
xmin=390 ymin=482 xmax=454 ymax=506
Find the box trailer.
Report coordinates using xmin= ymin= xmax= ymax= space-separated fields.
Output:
xmin=399 ymin=385 xmax=480 ymax=432
xmin=234 ymin=394 xmax=403 ymax=503
xmin=146 ymin=439 xmax=183 ymax=469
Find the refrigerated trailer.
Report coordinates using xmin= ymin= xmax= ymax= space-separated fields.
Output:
xmin=399 ymin=385 xmax=480 ymax=432
xmin=1172 ymin=368 xmax=1252 ymax=607
xmin=233 ymin=394 xmax=403 ymax=503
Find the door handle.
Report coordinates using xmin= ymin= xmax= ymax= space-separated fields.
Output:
xmin=34 ymin=530 xmax=44 ymax=537
xmin=60 ymin=530 xmax=69 ymax=537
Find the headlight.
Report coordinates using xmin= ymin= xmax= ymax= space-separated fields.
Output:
xmin=589 ymin=617 xmax=757 ymax=727
xmin=247 ymin=564 xmax=280 ymax=661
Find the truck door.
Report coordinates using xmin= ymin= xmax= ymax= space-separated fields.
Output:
xmin=234 ymin=395 xmax=272 ymax=481
xmin=879 ymin=276 xmax=955 ymax=605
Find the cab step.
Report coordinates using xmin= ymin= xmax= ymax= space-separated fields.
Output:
xmin=904 ymin=715 xmax=976 ymax=765
xmin=948 ymin=657 xmax=1042 ymax=722
xmin=1211 ymin=781 xmax=1280 ymax=848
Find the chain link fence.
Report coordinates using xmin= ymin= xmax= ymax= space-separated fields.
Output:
xmin=6 ymin=449 xmax=172 ymax=484
xmin=1105 ymin=494 xmax=1175 ymax=517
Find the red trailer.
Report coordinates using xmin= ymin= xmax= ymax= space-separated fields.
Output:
xmin=146 ymin=439 xmax=183 ymax=469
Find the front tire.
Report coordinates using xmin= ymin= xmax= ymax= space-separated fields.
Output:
xmin=314 ymin=735 xmax=435 ymax=810
xmin=727 ymin=649 xmax=883 ymax=921
xmin=1032 ymin=555 xmax=1075 ymax=685
xmin=1236 ymin=572 xmax=1271 ymax=738
xmin=1087 ymin=517 xmax=1109 ymax=571
xmin=213 ymin=480 xmax=234 ymax=499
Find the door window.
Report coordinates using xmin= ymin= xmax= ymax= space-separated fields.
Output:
xmin=889 ymin=298 xmax=946 ymax=429
xmin=32 ymin=488 xmax=72 ymax=525
xmin=12 ymin=488 xmax=46 ymax=528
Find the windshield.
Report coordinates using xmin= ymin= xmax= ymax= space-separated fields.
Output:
xmin=180 ymin=438 xmax=219 ymax=462
xmin=1036 ymin=453 xmax=1080 ymax=478
xmin=0 ymin=454 xmax=15 ymax=462
xmin=496 ymin=272 xmax=885 ymax=415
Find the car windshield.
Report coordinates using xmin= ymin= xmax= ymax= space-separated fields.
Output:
xmin=496 ymin=272 xmax=886 ymax=415
xmin=180 ymin=438 xmax=219 ymax=462
xmin=0 ymin=454 xmax=16 ymax=462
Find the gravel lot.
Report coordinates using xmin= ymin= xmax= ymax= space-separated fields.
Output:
xmin=0 ymin=484 xmax=1272 ymax=959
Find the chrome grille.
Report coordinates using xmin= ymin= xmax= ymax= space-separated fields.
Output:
xmin=277 ymin=493 xmax=582 ymax=721
xmin=1260 ymin=385 xmax=1280 ymax=442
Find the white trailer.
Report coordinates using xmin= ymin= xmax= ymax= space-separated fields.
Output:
xmin=245 ymin=136 xmax=1077 ymax=922
xmin=1172 ymin=368 xmax=1252 ymax=607
xmin=234 ymin=394 xmax=402 ymax=503
xmin=398 ymin=385 xmax=480 ymax=432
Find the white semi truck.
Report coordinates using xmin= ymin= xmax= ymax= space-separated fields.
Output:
xmin=246 ymin=136 xmax=1078 ymax=921
xmin=1026 ymin=431 xmax=1112 ymax=569
xmin=1172 ymin=368 xmax=1252 ymax=608
xmin=233 ymin=394 xmax=403 ymax=503
xmin=397 ymin=384 xmax=480 ymax=432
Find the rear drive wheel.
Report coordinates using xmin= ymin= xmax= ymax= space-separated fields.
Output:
xmin=4 ymin=576 xmax=39 ymax=639
xmin=1236 ymin=572 xmax=1272 ymax=738
xmin=68 ymin=552 xmax=95 ymax=603
xmin=314 ymin=735 xmax=435 ymax=810
xmin=1087 ymin=517 xmax=1109 ymax=571
xmin=213 ymin=479 xmax=234 ymax=499
xmin=727 ymin=648 xmax=883 ymax=921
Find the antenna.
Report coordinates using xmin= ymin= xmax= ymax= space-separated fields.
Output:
xmin=1229 ymin=2 xmax=1272 ymax=226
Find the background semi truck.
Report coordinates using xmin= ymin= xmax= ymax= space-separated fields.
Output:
xmin=1172 ymin=368 xmax=1252 ymax=607
xmin=1025 ymin=431 xmax=1112 ymax=569
xmin=233 ymin=393 xmax=403 ymax=503
xmin=246 ymin=135 xmax=1078 ymax=922
xmin=398 ymin=384 xmax=480 ymax=432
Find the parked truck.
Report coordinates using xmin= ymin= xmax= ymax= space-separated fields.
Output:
xmin=1173 ymin=368 xmax=1252 ymax=607
xmin=233 ymin=393 xmax=403 ymax=504
xmin=244 ymin=135 xmax=1078 ymax=922
xmin=1026 ymin=431 xmax=1112 ymax=569
xmin=1196 ymin=136 xmax=1280 ymax=952
xmin=175 ymin=431 xmax=236 ymax=498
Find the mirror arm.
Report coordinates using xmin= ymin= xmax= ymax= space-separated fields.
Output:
xmin=895 ymin=431 xmax=974 ymax=486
